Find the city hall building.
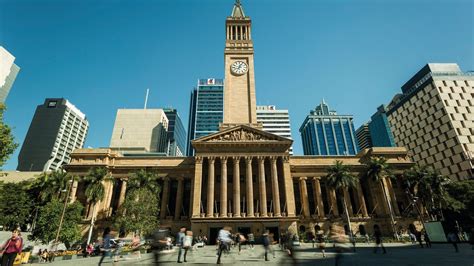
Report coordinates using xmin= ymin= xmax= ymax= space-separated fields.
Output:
xmin=65 ymin=1 xmax=418 ymax=240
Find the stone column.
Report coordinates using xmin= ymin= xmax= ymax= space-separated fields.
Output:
xmin=174 ymin=177 xmax=184 ymax=220
xmin=207 ymin=157 xmax=216 ymax=217
xmin=299 ymin=177 xmax=310 ymax=218
xmin=233 ymin=157 xmax=241 ymax=217
xmin=282 ymin=156 xmax=296 ymax=217
xmin=245 ymin=156 xmax=254 ymax=217
xmin=258 ymin=156 xmax=268 ymax=217
xmin=69 ymin=180 xmax=78 ymax=203
xmin=385 ymin=178 xmax=401 ymax=216
xmin=270 ymin=157 xmax=281 ymax=217
xmin=118 ymin=179 xmax=127 ymax=208
xmin=355 ymin=182 xmax=368 ymax=217
xmin=160 ymin=177 xmax=170 ymax=219
xmin=326 ymin=184 xmax=339 ymax=216
xmin=312 ymin=177 xmax=325 ymax=218
xmin=192 ymin=156 xmax=203 ymax=218
xmin=343 ymin=189 xmax=353 ymax=217
xmin=220 ymin=157 xmax=228 ymax=218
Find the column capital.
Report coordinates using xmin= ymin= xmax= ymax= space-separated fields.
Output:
xmin=195 ymin=156 xmax=203 ymax=164
xmin=283 ymin=156 xmax=290 ymax=163
xmin=208 ymin=157 xmax=216 ymax=164
xmin=269 ymin=156 xmax=278 ymax=163
xmin=163 ymin=176 xmax=170 ymax=182
xmin=245 ymin=156 xmax=253 ymax=164
xmin=299 ymin=176 xmax=307 ymax=181
xmin=312 ymin=176 xmax=321 ymax=181
xmin=232 ymin=156 xmax=241 ymax=164
xmin=176 ymin=177 xmax=184 ymax=181
xmin=220 ymin=156 xmax=228 ymax=163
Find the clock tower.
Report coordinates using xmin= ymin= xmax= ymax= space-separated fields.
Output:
xmin=223 ymin=0 xmax=258 ymax=126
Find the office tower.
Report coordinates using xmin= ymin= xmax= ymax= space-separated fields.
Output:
xmin=17 ymin=98 xmax=89 ymax=171
xmin=356 ymin=123 xmax=372 ymax=150
xmin=386 ymin=63 xmax=474 ymax=180
xmin=163 ymin=108 xmax=187 ymax=156
xmin=300 ymin=100 xmax=358 ymax=155
xmin=187 ymin=78 xmax=224 ymax=156
xmin=357 ymin=105 xmax=397 ymax=149
xmin=0 ymin=47 xmax=20 ymax=103
xmin=109 ymin=109 xmax=169 ymax=154
xmin=257 ymin=105 xmax=293 ymax=154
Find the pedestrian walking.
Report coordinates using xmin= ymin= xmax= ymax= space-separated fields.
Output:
xmin=248 ymin=233 xmax=255 ymax=249
xmin=235 ymin=233 xmax=245 ymax=254
xmin=373 ymin=225 xmax=386 ymax=254
xmin=416 ymin=231 xmax=424 ymax=248
xmin=409 ymin=232 xmax=416 ymax=244
xmin=216 ymin=226 xmax=232 ymax=264
xmin=151 ymin=227 xmax=169 ymax=265
xmin=98 ymin=227 xmax=112 ymax=266
xmin=182 ymin=230 xmax=193 ymax=262
xmin=423 ymin=231 xmax=431 ymax=248
xmin=316 ymin=229 xmax=326 ymax=258
xmin=0 ymin=229 xmax=23 ymax=266
xmin=176 ymin=226 xmax=186 ymax=263
xmin=447 ymin=232 xmax=459 ymax=252
xmin=262 ymin=230 xmax=270 ymax=261
xmin=268 ymin=233 xmax=276 ymax=258
xmin=131 ymin=234 xmax=142 ymax=259
xmin=330 ymin=225 xmax=350 ymax=266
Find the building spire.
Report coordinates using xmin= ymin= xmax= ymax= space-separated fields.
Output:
xmin=231 ymin=0 xmax=246 ymax=18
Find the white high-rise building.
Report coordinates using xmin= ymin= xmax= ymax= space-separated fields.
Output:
xmin=110 ymin=109 xmax=169 ymax=154
xmin=0 ymin=46 xmax=20 ymax=103
xmin=17 ymin=98 xmax=89 ymax=171
xmin=257 ymin=105 xmax=293 ymax=154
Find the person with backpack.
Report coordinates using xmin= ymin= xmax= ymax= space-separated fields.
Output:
xmin=0 ymin=229 xmax=23 ymax=266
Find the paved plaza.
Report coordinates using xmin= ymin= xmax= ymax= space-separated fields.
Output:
xmin=27 ymin=242 xmax=473 ymax=266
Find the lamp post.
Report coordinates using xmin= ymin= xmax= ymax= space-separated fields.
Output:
xmin=54 ymin=176 xmax=74 ymax=250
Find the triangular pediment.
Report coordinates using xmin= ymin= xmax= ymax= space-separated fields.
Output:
xmin=193 ymin=125 xmax=291 ymax=143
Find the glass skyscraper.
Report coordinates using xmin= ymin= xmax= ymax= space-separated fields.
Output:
xmin=187 ymin=78 xmax=224 ymax=156
xmin=368 ymin=105 xmax=396 ymax=147
xmin=164 ymin=108 xmax=187 ymax=156
xmin=300 ymin=100 xmax=358 ymax=156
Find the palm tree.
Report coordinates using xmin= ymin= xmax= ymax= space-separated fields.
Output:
xmin=364 ymin=156 xmax=397 ymax=239
xmin=326 ymin=160 xmax=359 ymax=237
xmin=127 ymin=169 xmax=160 ymax=195
xmin=83 ymin=167 xmax=112 ymax=245
xmin=27 ymin=169 xmax=70 ymax=203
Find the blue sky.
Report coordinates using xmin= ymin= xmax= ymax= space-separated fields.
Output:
xmin=1 ymin=0 xmax=473 ymax=170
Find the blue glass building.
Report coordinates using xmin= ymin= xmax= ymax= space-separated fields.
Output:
xmin=300 ymin=100 xmax=358 ymax=156
xmin=368 ymin=105 xmax=396 ymax=147
xmin=187 ymin=78 xmax=224 ymax=156
xmin=163 ymin=108 xmax=187 ymax=156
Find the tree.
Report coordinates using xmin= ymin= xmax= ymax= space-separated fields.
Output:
xmin=404 ymin=165 xmax=451 ymax=220
xmin=444 ymin=179 xmax=474 ymax=224
xmin=326 ymin=160 xmax=358 ymax=237
xmin=0 ymin=182 xmax=33 ymax=230
xmin=83 ymin=167 xmax=111 ymax=244
xmin=115 ymin=170 xmax=160 ymax=236
xmin=25 ymin=169 xmax=71 ymax=203
xmin=0 ymin=104 xmax=18 ymax=170
xmin=364 ymin=156 xmax=397 ymax=238
xmin=31 ymin=198 xmax=83 ymax=249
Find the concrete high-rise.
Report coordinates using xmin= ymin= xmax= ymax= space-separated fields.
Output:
xmin=356 ymin=123 xmax=372 ymax=150
xmin=386 ymin=63 xmax=474 ymax=180
xmin=109 ymin=109 xmax=169 ymax=154
xmin=17 ymin=98 xmax=88 ymax=171
xmin=257 ymin=105 xmax=293 ymax=154
xmin=0 ymin=47 xmax=20 ymax=103
xmin=300 ymin=100 xmax=358 ymax=156
xmin=163 ymin=108 xmax=186 ymax=156
xmin=187 ymin=78 xmax=224 ymax=156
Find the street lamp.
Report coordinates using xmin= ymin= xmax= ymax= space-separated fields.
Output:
xmin=54 ymin=176 xmax=74 ymax=250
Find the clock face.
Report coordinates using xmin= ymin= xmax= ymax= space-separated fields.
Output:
xmin=230 ymin=61 xmax=248 ymax=75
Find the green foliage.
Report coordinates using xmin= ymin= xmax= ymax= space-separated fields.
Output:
xmin=31 ymin=198 xmax=84 ymax=248
xmin=127 ymin=169 xmax=161 ymax=195
xmin=25 ymin=169 xmax=72 ymax=204
xmin=83 ymin=167 xmax=111 ymax=204
xmin=115 ymin=188 xmax=160 ymax=236
xmin=445 ymin=179 xmax=474 ymax=219
xmin=326 ymin=160 xmax=359 ymax=191
xmin=365 ymin=156 xmax=392 ymax=183
xmin=0 ymin=104 xmax=18 ymax=170
xmin=0 ymin=182 xmax=33 ymax=230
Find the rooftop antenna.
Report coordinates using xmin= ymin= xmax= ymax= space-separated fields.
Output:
xmin=144 ymin=88 xmax=150 ymax=109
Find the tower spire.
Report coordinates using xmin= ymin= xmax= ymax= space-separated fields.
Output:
xmin=231 ymin=0 xmax=246 ymax=18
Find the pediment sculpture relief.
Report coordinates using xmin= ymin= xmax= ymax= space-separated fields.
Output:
xmin=208 ymin=129 xmax=274 ymax=142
